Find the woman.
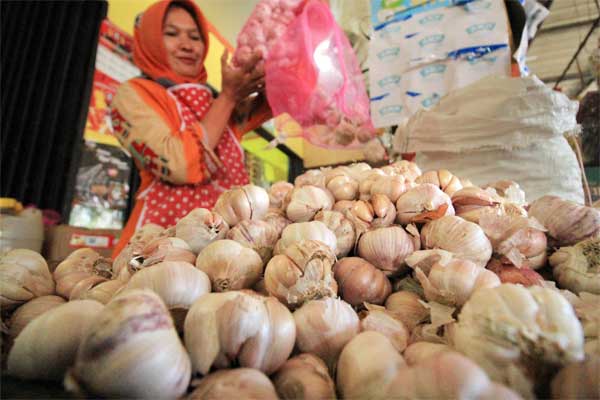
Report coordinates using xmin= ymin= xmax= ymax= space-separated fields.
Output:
xmin=111 ymin=0 xmax=270 ymax=256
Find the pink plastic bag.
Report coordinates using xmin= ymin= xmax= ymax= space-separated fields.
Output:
xmin=233 ymin=0 xmax=307 ymax=68
xmin=265 ymin=0 xmax=374 ymax=148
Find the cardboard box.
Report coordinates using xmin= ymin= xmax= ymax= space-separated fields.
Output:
xmin=43 ymin=225 xmax=121 ymax=269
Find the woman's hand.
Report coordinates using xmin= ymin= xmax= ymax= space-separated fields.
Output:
xmin=220 ymin=49 xmax=265 ymax=104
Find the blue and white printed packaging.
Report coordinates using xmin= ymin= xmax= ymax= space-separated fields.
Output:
xmin=368 ymin=0 xmax=511 ymax=127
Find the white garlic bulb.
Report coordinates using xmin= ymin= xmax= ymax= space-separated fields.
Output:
xmin=451 ymin=186 xmax=501 ymax=223
xmin=184 ymin=291 xmax=295 ymax=375
xmin=416 ymin=169 xmax=463 ymax=196
xmin=226 ymin=219 xmax=279 ymax=264
xmin=529 ymin=195 xmax=600 ymax=246
xmin=188 ymin=368 xmax=279 ymax=400
xmin=326 ymin=175 xmax=359 ymax=201
xmin=550 ymin=238 xmax=600 ymax=294
xmin=357 ymin=226 xmax=418 ymax=276
xmin=421 ymin=216 xmax=492 ymax=268
xmin=66 ymin=290 xmax=190 ymax=398
xmin=263 ymin=208 xmax=292 ymax=237
xmin=414 ymin=259 xmax=500 ymax=307
xmin=395 ymin=183 xmax=455 ymax=225
xmin=53 ymin=248 xmax=112 ymax=299
xmin=384 ymin=160 xmax=422 ymax=182
xmin=337 ymin=331 xmax=405 ymax=399
xmin=196 ymin=239 xmax=263 ymax=292
xmin=370 ymin=175 xmax=412 ymax=203
xmin=453 ymin=284 xmax=585 ymax=399
xmin=334 ymin=257 xmax=391 ymax=306
xmin=112 ymin=223 xmax=165 ymax=281
xmin=314 ymin=210 xmax=355 ymax=257
xmin=294 ymin=169 xmax=327 ymax=188
xmin=140 ymin=237 xmax=197 ymax=268
xmin=7 ymin=300 xmax=103 ymax=381
xmin=265 ymin=240 xmax=337 ymax=308
xmin=213 ymin=184 xmax=269 ymax=227
xmin=269 ymin=181 xmax=294 ymax=209
xmin=274 ymin=221 xmax=337 ymax=255
xmin=175 ymin=208 xmax=229 ymax=253
xmin=123 ymin=261 xmax=211 ymax=329
xmin=0 ymin=249 xmax=54 ymax=308
xmin=69 ymin=279 xmax=124 ymax=304
xmin=285 ymin=185 xmax=334 ymax=222
xmin=8 ymin=295 xmax=66 ymax=340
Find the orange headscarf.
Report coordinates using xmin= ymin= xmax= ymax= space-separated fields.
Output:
xmin=133 ymin=0 xmax=210 ymax=84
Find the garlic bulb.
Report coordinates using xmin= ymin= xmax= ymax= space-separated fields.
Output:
xmin=551 ymin=356 xmax=600 ymax=400
xmin=405 ymin=249 xmax=455 ymax=276
xmin=294 ymin=297 xmax=359 ymax=368
xmin=403 ymin=341 xmax=452 ymax=365
xmin=123 ymin=261 xmax=210 ymax=329
xmin=314 ymin=210 xmax=355 ymax=257
xmin=188 ymin=368 xmax=278 ymax=400
xmin=529 ymin=195 xmax=600 ymax=246
xmin=263 ymin=208 xmax=291 ymax=237
xmin=326 ymin=175 xmax=359 ymax=201
xmin=357 ymin=226 xmax=418 ymax=276
xmin=196 ymin=239 xmax=262 ymax=292
xmin=487 ymin=258 xmax=544 ymax=287
xmin=416 ymin=169 xmax=463 ymax=196
xmin=227 ymin=219 xmax=279 ymax=264
xmin=184 ymin=291 xmax=295 ymax=375
xmin=265 ymin=240 xmax=337 ymax=308
xmin=53 ymin=248 xmax=113 ymax=299
xmin=7 ymin=300 xmax=103 ymax=381
xmin=140 ymin=237 xmax=196 ymax=267
xmin=370 ymin=175 xmax=412 ymax=203
xmin=337 ymin=331 xmax=405 ymax=399
xmin=395 ymin=183 xmax=454 ymax=225
xmin=66 ymin=290 xmax=190 ymax=398
xmin=294 ymin=169 xmax=327 ymax=188
xmin=453 ymin=284 xmax=585 ymax=399
xmin=274 ymin=221 xmax=337 ymax=255
xmin=570 ymin=292 xmax=600 ymax=356
xmin=409 ymin=301 xmax=456 ymax=345
xmin=213 ymin=184 xmax=269 ymax=227
xmin=385 ymin=351 xmax=520 ymax=400
xmin=414 ymin=259 xmax=500 ymax=307
xmin=272 ymin=354 xmax=336 ymax=400
xmin=285 ymin=185 xmax=334 ymax=222
xmin=360 ymin=304 xmax=409 ymax=352
xmin=69 ymin=279 xmax=124 ymax=304
xmin=358 ymin=169 xmax=386 ymax=200
xmin=334 ymin=257 xmax=391 ymax=306
xmin=269 ymin=181 xmax=294 ymax=209
xmin=550 ymin=237 xmax=600 ymax=294
xmin=451 ymin=186 xmax=501 ymax=223
xmin=479 ymin=210 xmax=548 ymax=269
xmin=0 ymin=249 xmax=54 ymax=308
xmin=8 ymin=295 xmax=66 ymax=340
xmin=421 ymin=216 xmax=492 ymax=268
xmin=175 ymin=208 xmax=229 ymax=253
xmin=385 ymin=291 xmax=429 ymax=331
xmin=112 ymin=223 xmax=165 ymax=280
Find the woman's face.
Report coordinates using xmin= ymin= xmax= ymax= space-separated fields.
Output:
xmin=163 ymin=7 xmax=205 ymax=79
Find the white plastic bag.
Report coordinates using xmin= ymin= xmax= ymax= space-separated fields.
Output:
xmin=395 ymin=75 xmax=584 ymax=204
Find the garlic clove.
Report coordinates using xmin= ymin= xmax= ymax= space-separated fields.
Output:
xmin=337 ymin=331 xmax=405 ymax=399
xmin=357 ymin=226 xmax=417 ymax=276
xmin=385 ymin=291 xmax=429 ymax=332
xmin=272 ymin=353 xmax=336 ymax=400
xmin=370 ymin=175 xmax=411 ymax=203
xmin=334 ymin=257 xmax=391 ymax=306
xmin=416 ymin=169 xmax=464 ymax=196
xmin=8 ymin=295 xmax=66 ymax=341
xmin=67 ymin=290 xmax=190 ymax=398
xmin=70 ymin=279 xmax=125 ymax=305
xmin=0 ymin=249 xmax=54 ymax=308
xmin=326 ymin=175 xmax=359 ymax=201
xmin=8 ymin=300 xmax=104 ymax=381
xmin=187 ymin=368 xmax=279 ymax=400
xmin=196 ymin=239 xmax=263 ymax=292
xmin=294 ymin=297 xmax=360 ymax=370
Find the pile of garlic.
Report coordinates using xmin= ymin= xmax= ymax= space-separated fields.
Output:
xmin=2 ymin=167 xmax=599 ymax=400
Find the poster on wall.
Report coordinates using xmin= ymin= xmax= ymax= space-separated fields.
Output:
xmin=69 ymin=19 xmax=140 ymax=229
